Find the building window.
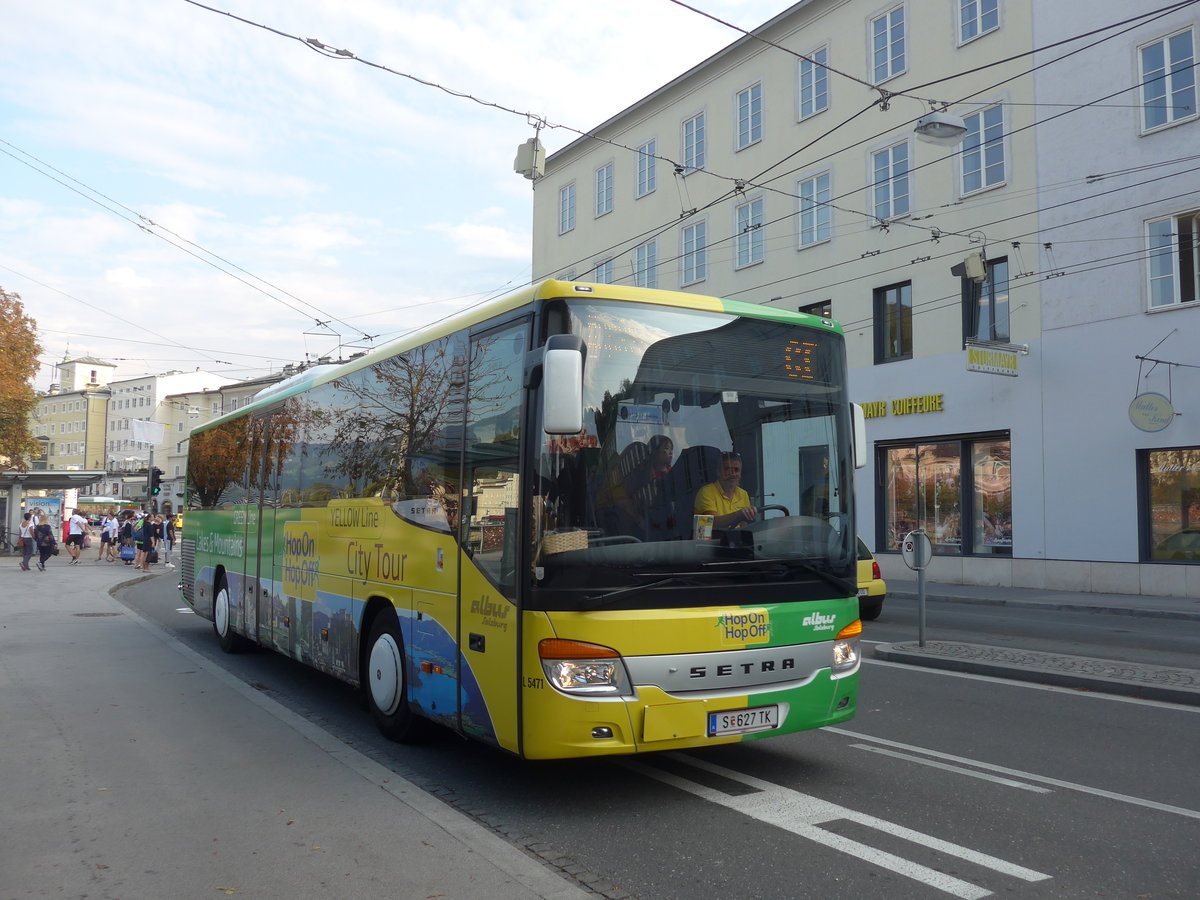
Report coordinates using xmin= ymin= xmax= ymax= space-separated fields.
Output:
xmin=1141 ymin=447 xmax=1200 ymax=562
xmin=799 ymin=300 xmax=832 ymax=318
xmin=959 ymin=0 xmax=998 ymax=44
xmin=798 ymin=171 xmax=832 ymax=247
xmin=1139 ymin=29 xmax=1196 ymax=132
xmin=962 ymin=105 xmax=1005 ymax=194
xmin=681 ymin=222 xmax=707 ymax=285
xmin=735 ymin=198 xmax=765 ymax=268
xmin=963 ymin=257 xmax=1010 ymax=342
xmin=634 ymin=240 xmax=658 ymax=288
xmin=595 ymin=162 xmax=614 ymax=217
xmin=1147 ymin=211 xmax=1198 ymax=308
xmin=870 ymin=6 xmax=906 ymax=84
xmin=872 ymin=142 xmax=910 ymax=220
xmin=637 ymin=140 xmax=657 ymax=197
xmin=799 ymin=47 xmax=829 ymax=119
xmin=881 ymin=435 xmax=1011 ymax=556
xmin=593 ymin=258 xmax=615 ymax=284
xmin=559 ymin=183 xmax=576 ymax=234
xmin=874 ymin=281 xmax=912 ymax=363
xmin=683 ymin=112 xmax=705 ymax=173
xmin=736 ymin=82 xmax=763 ymax=149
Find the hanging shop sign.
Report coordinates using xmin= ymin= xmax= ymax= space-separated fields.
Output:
xmin=1128 ymin=392 xmax=1175 ymax=432
xmin=966 ymin=346 xmax=1019 ymax=377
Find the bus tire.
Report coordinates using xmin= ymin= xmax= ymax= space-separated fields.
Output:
xmin=213 ymin=573 xmax=249 ymax=653
xmin=365 ymin=607 xmax=420 ymax=742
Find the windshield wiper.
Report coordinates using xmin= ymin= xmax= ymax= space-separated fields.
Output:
xmin=585 ymin=570 xmax=740 ymax=606
xmin=704 ymin=557 xmax=855 ymax=594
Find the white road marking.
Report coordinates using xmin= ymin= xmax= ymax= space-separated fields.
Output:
xmin=829 ymin=728 xmax=1200 ymax=821
xmin=850 ymin=744 xmax=1052 ymax=792
xmin=624 ymin=753 xmax=1051 ymax=899
xmin=863 ymin=656 xmax=1200 ymax=713
xmin=175 ymin=607 xmax=195 ymax=615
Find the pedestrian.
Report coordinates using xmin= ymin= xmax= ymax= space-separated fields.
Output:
xmin=18 ymin=512 xmax=35 ymax=571
xmin=65 ymin=508 xmax=89 ymax=565
xmin=120 ymin=511 xmax=136 ymax=566
xmin=99 ymin=510 xmax=118 ymax=562
xmin=161 ymin=514 xmax=176 ymax=568
xmin=132 ymin=513 xmax=152 ymax=572
xmin=34 ymin=522 xmax=58 ymax=572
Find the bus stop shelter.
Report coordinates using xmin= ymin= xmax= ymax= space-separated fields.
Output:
xmin=1 ymin=469 xmax=105 ymax=548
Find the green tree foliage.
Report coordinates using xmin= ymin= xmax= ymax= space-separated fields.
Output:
xmin=0 ymin=287 xmax=42 ymax=470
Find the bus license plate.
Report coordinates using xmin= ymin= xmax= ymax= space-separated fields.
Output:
xmin=708 ymin=705 xmax=779 ymax=737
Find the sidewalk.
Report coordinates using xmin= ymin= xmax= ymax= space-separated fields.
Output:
xmin=875 ymin=578 xmax=1200 ymax=706
xmin=0 ymin=554 xmax=587 ymax=900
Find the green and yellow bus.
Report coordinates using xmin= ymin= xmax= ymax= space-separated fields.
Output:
xmin=182 ymin=280 xmax=866 ymax=759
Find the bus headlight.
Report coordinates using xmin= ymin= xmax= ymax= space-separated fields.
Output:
xmin=831 ymin=620 xmax=862 ymax=679
xmin=539 ymin=639 xmax=632 ymax=696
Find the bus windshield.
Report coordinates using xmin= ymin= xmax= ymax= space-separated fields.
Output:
xmin=532 ymin=299 xmax=855 ymax=611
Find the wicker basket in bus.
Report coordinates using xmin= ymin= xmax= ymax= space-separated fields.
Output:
xmin=541 ymin=529 xmax=589 ymax=555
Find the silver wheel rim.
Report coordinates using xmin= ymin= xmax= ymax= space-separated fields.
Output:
xmin=368 ymin=633 xmax=403 ymax=715
xmin=214 ymin=586 xmax=230 ymax=637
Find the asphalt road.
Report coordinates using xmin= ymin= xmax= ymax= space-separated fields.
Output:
xmin=120 ymin=576 xmax=1200 ymax=899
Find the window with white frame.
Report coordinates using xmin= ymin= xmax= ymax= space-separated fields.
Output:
xmin=1148 ymin=210 xmax=1198 ymax=308
xmin=559 ymin=183 xmax=576 ymax=234
xmin=736 ymin=198 xmax=765 ymax=267
xmin=799 ymin=47 xmax=829 ymax=119
xmin=637 ymin=139 xmax=657 ymax=197
xmin=593 ymin=258 xmax=615 ymax=284
xmin=683 ymin=112 xmax=706 ymax=173
xmin=681 ymin=222 xmax=707 ymax=285
xmin=634 ymin=240 xmax=658 ymax=288
xmin=959 ymin=0 xmax=998 ymax=44
xmin=1139 ymin=29 xmax=1197 ymax=132
xmin=798 ymin=172 xmax=832 ymax=247
xmin=736 ymin=83 xmax=763 ymax=149
xmin=595 ymin=162 xmax=614 ymax=217
xmin=961 ymin=105 xmax=1005 ymax=194
xmin=870 ymin=6 xmax=906 ymax=84
xmin=872 ymin=142 xmax=910 ymax=220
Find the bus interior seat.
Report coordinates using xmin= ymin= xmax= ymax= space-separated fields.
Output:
xmin=667 ymin=445 xmax=721 ymax=537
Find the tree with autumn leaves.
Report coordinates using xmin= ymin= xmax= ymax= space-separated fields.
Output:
xmin=0 ymin=287 xmax=42 ymax=471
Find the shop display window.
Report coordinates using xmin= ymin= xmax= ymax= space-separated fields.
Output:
xmin=880 ymin=434 xmax=1011 ymax=556
xmin=1142 ymin=447 xmax=1200 ymax=562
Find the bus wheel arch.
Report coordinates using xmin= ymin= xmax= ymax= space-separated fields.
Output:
xmin=362 ymin=601 xmax=423 ymax=742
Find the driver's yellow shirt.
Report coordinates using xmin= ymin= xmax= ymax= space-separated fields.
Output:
xmin=694 ymin=483 xmax=751 ymax=518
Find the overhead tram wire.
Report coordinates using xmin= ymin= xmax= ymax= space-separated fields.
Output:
xmin=0 ymin=139 xmax=375 ymax=346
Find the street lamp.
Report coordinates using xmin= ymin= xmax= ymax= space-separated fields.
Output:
xmin=914 ymin=110 xmax=968 ymax=146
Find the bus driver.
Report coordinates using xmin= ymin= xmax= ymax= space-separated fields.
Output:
xmin=694 ymin=451 xmax=757 ymax=529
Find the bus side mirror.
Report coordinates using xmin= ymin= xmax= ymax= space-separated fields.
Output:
xmin=543 ymin=336 xmax=585 ymax=435
xmin=852 ymin=403 xmax=867 ymax=469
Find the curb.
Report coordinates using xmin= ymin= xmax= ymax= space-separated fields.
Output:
xmin=873 ymin=641 xmax=1200 ymax=707
xmin=888 ymin=590 xmax=1200 ymax=622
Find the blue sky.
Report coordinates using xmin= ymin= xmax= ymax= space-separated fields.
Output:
xmin=1 ymin=0 xmax=785 ymax=389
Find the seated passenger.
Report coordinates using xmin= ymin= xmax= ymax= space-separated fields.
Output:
xmin=694 ymin=451 xmax=757 ymax=529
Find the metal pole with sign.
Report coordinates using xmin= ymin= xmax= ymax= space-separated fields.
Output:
xmin=901 ymin=529 xmax=932 ymax=647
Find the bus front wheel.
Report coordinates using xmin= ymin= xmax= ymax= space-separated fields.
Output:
xmin=365 ymin=608 xmax=420 ymax=742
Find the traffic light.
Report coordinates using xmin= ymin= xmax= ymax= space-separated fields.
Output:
xmin=150 ymin=467 xmax=163 ymax=496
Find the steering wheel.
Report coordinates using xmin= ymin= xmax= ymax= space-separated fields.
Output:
xmin=758 ymin=504 xmax=790 ymax=520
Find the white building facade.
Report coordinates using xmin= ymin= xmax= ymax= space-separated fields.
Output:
xmin=530 ymin=0 xmax=1199 ymax=596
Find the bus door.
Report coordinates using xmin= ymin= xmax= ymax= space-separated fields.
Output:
xmin=243 ymin=413 xmax=274 ymax=648
xmin=454 ymin=320 xmax=528 ymax=752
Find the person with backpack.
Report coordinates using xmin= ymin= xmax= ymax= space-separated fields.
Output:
xmin=34 ymin=522 xmax=59 ymax=572
xmin=132 ymin=513 xmax=152 ymax=572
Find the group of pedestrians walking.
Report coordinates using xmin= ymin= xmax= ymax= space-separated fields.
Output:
xmin=15 ymin=508 xmax=175 ymax=573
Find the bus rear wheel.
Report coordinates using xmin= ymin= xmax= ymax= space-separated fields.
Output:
xmin=213 ymin=574 xmax=249 ymax=653
xmin=365 ymin=607 xmax=421 ymax=742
